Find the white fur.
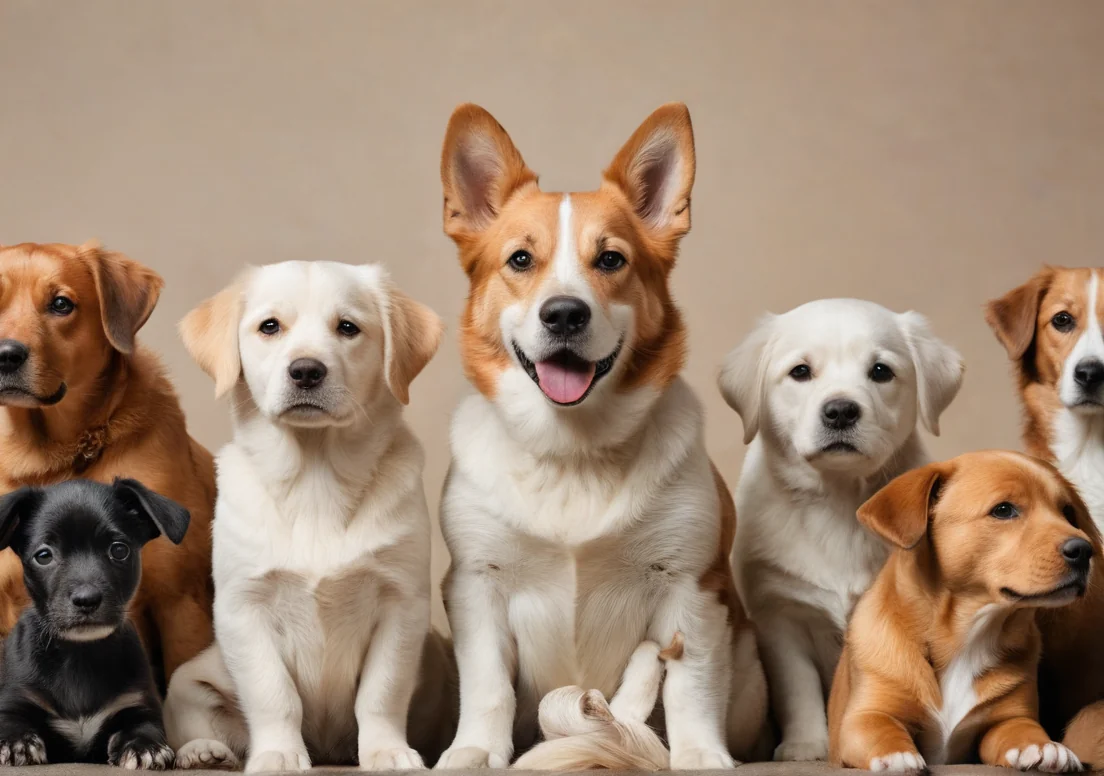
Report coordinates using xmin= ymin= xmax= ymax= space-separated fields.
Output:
xmin=1005 ymin=743 xmax=1083 ymax=772
xmin=718 ymin=299 xmax=963 ymax=762
xmin=163 ymin=262 xmax=440 ymax=772
xmin=47 ymin=692 xmax=145 ymax=755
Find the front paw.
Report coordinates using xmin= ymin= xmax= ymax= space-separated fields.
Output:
xmin=108 ymin=736 xmax=175 ymax=771
xmin=360 ymin=747 xmax=424 ymax=770
xmin=435 ymin=746 xmax=509 ymax=769
xmin=670 ymin=746 xmax=736 ymax=769
xmin=246 ymin=749 xmax=311 ymax=773
xmin=869 ymin=751 xmax=926 ymax=773
xmin=774 ymin=738 xmax=829 ymax=762
xmin=1006 ymin=743 xmax=1083 ymax=773
xmin=0 ymin=732 xmax=46 ymax=766
xmin=174 ymin=739 xmax=240 ymax=770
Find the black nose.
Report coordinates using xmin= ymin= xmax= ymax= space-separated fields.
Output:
xmin=288 ymin=358 xmax=327 ymax=390
xmin=539 ymin=296 xmax=591 ymax=337
xmin=1074 ymin=359 xmax=1104 ymax=392
xmin=70 ymin=587 xmax=102 ymax=613
xmin=1062 ymin=537 xmax=1093 ymax=572
xmin=821 ymin=398 xmax=862 ymax=430
xmin=0 ymin=340 xmax=29 ymax=375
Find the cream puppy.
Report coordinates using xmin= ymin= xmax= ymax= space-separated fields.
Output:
xmin=161 ymin=261 xmax=453 ymax=772
xmin=718 ymin=298 xmax=963 ymax=762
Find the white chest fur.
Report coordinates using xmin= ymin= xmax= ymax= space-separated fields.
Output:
xmin=1052 ymin=410 xmax=1104 ymax=532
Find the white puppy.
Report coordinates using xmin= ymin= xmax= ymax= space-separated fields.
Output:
xmin=718 ymin=298 xmax=963 ymax=762
xmin=162 ymin=261 xmax=454 ymax=772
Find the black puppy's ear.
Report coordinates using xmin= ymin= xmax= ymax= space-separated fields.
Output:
xmin=112 ymin=479 xmax=190 ymax=545
xmin=0 ymin=487 xmax=43 ymax=553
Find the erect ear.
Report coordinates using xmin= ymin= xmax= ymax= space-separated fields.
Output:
xmin=440 ymin=103 xmax=538 ymax=241
xmin=78 ymin=241 xmax=164 ymax=354
xmin=898 ymin=312 xmax=965 ymax=437
xmin=369 ymin=269 xmax=444 ymax=406
xmin=112 ymin=478 xmax=190 ymax=545
xmin=0 ymin=487 xmax=43 ymax=554
xmin=985 ymin=268 xmax=1056 ymax=361
xmin=603 ymin=103 xmax=696 ymax=241
xmin=179 ymin=270 xmax=252 ymax=399
xmin=858 ymin=462 xmax=951 ymax=550
xmin=718 ymin=315 xmax=776 ymax=444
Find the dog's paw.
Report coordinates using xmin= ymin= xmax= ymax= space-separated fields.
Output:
xmin=174 ymin=739 xmax=240 ymax=770
xmin=670 ymin=746 xmax=736 ymax=769
xmin=246 ymin=749 xmax=311 ymax=773
xmin=774 ymin=738 xmax=829 ymax=762
xmin=434 ymin=746 xmax=508 ymax=769
xmin=0 ymin=732 xmax=47 ymax=766
xmin=360 ymin=747 xmax=424 ymax=771
xmin=869 ymin=751 xmax=926 ymax=773
xmin=1006 ymin=743 xmax=1083 ymax=773
xmin=109 ymin=737 xmax=175 ymax=770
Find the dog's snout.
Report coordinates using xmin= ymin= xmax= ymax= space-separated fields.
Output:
xmin=0 ymin=340 xmax=29 ymax=375
xmin=1073 ymin=359 xmax=1104 ymax=392
xmin=539 ymin=296 xmax=591 ymax=337
xmin=288 ymin=358 xmax=328 ymax=390
xmin=1061 ymin=537 xmax=1093 ymax=572
xmin=70 ymin=586 xmax=103 ymax=613
xmin=821 ymin=398 xmax=862 ymax=430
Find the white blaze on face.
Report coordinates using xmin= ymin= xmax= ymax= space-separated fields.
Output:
xmin=554 ymin=195 xmax=583 ymax=289
xmin=1061 ymin=272 xmax=1104 ymax=409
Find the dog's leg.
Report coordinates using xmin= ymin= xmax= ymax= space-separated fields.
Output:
xmin=0 ymin=702 xmax=50 ymax=766
xmin=756 ymin=615 xmax=830 ymax=761
xmin=163 ymin=645 xmax=246 ymax=770
xmin=982 ymin=717 xmax=1083 ymax=773
xmin=102 ymin=703 xmax=176 ymax=771
xmin=355 ymin=600 xmax=428 ymax=771
xmin=435 ymin=570 xmax=516 ymax=770
xmin=838 ymin=709 xmax=924 ymax=772
xmin=1063 ymin=700 xmax=1104 ymax=769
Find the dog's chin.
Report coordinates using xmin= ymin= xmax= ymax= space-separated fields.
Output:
xmin=56 ymin=623 xmax=118 ymax=642
xmin=1066 ymin=396 xmax=1104 ymax=415
xmin=1001 ymin=577 xmax=1087 ymax=608
xmin=0 ymin=382 xmax=68 ymax=408
xmin=273 ymin=402 xmax=352 ymax=429
xmin=803 ymin=441 xmax=869 ymax=471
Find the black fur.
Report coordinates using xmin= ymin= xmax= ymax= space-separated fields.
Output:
xmin=0 ymin=478 xmax=189 ymax=768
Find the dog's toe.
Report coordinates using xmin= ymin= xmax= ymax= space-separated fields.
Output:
xmin=670 ymin=746 xmax=737 ymax=769
xmin=434 ymin=746 xmax=506 ymax=769
xmin=0 ymin=734 xmax=46 ymax=767
xmin=869 ymin=750 xmax=926 ymax=773
xmin=175 ymin=739 xmax=239 ymax=770
xmin=360 ymin=747 xmax=424 ymax=771
xmin=245 ymin=749 xmax=311 ymax=773
xmin=774 ymin=739 xmax=829 ymax=762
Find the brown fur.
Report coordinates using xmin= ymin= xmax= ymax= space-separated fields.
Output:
xmin=0 ymin=241 xmax=214 ymax=682
xmin=828 ymin=451 xmax=1092 ymax=769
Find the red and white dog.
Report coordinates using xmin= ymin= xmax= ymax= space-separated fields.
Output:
xmin=434 ymin=103 xmax=769 ymax=770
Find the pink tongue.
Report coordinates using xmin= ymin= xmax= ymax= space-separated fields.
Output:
xmin=535 ymin=360 xmax=596 ymax=404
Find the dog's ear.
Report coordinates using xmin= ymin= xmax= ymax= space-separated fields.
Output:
xmin=367 ymin=269 xmax=444 ymax=406
xmin=179 ymin=270 xmax=252 ymax=399
xmin=603 ymin=103 xmax=696 ymax=245
xmin=79 ymin=241 xmax=164 ymax=355
xmin=441 ymin=104 xmax=538 ymax=245
xmin=898 ymin=312 xmax=964 ymax=437
xmin=985 ymin=268 xmax=1056 ymax=361
xmin=858 ymin=462 xmax=951 ymax=550
xmin=0 ymin=487 xmax=43 ymax=554
xmin=112 ymin=478 xmax=190 ymax=545
xmin=718 ymin=315 xmax=775 ymax=444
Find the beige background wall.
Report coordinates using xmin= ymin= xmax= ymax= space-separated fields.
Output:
xmin=2 ymin=1 xmax=1102 ymax=628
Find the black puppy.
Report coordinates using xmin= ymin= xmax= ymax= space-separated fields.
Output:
xmin=0 ymin=478 xmax=189 ymax=769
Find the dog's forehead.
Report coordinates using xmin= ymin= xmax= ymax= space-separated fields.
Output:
xmin=942 ymin=451 xmax=1069 ymax=511
xmin=774 ymin=299 xmax=907 ymax=357
xmin=0 ymin=244 xmax=93 ymax=292
xmin=244 ymin=261 xmax=381 ymax=320
xmin=1042 ymin=268 xmax=1104 ymax=315
xmin=26 ymin=486 xmax=118 ymax=542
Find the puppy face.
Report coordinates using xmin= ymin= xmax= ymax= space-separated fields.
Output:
xmin=987 ymin=267 xmax=1104 ymax=416
xmin=0 ymin=242 xmax=162 ymax=408
xmin=440 ymin=103 xmax=693 ymax=411
xmin=860 ymin=451 xmax=1093 ymax=607
xmin=0 ymin=478 xmax=189 ymax=641
xmin=720 ymin=299 xmax=963 ymax=476
xmin=180 ymin=261 xmax=442 ymax=426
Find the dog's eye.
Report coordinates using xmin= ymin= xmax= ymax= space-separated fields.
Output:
xmin=595 ymin=251 xmax=627 ymax=272
xmin=789 ymin=364 xmax=812 ymax=382
xmin=507 ymin=250 xmax=533 ymax=271
xmin=108 ymin=542 xmax=130 ymax=562
xmin=33 ymin=548 xmax=53 ymax=565
xmin=990 ymin=502 xmax=1020 ymax=520
xmin=869 ymin=363 xmax=895 ymax=383
xmin=337 ymin=320 xmax=360 ymax=338
xmin=259 ymin=319 xmax=281 ymax=336
xmin=1062 ymin=504 xmax=1078 ymax=526
xmin=49 ymin=296 xmax=75 ymax=316
xmin=1052 ymin=311 xmax=1075 ymax=332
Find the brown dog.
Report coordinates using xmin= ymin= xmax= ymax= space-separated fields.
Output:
xmin=0 ymin=241 xmax=214 ymax=683
xmin=987 ymin=268 xmax=1104 ymax=763
xmin=828 ymin=451 xmax=1091 ymax=773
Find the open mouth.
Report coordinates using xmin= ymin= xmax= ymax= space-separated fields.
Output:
xmin=513 ymin=341 xmax=622 ymax=406
xmin=1002 ymin=577 xmax=1087 ymax=605
xmin=0 ymin=383 xmax=67 ymax=406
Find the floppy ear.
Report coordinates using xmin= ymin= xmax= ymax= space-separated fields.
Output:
xmin=112 ymin=478 xmax=190 ymax=545
xmin=898 ymin=312 xmax=964 ymax=437
xmin=858 ymin=462 xmax=950 ymax=550
xmin=0 ymin=487 xmax=43 ymax=554
xmin=371 ymin=272 xmax=444 ymax=406
xmin=985 ymin=268 xmax=1055 ymax=361
xmin=603 ymin=103 xmax=696 ymax=242
xmin=179 ymin=270 xmax=251 ymax=399
xmin=718 ymin=315 xmax=775 ymax=444
xmin=441 ymin=103 xmax=538 ymax=242
xmin=78 ymin=241 xmax=164 ymax=354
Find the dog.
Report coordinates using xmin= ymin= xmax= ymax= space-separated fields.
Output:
xmin=987 ymin=267 xmax=1104 ymax=763
xmin=0 ymin=477 xmax=190 ymax=768
xmin=162 ymin=261 xmax=456 ymax=772
xmin=434 ymin=102 xmax=769 ymax=771
xmin=828 ymin=451 xmax=1091 ymax=773
xmin=0 ymin=241 xmax=215 ymax=684
xmin=718 ymin=298 xmax=964 ymax=762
